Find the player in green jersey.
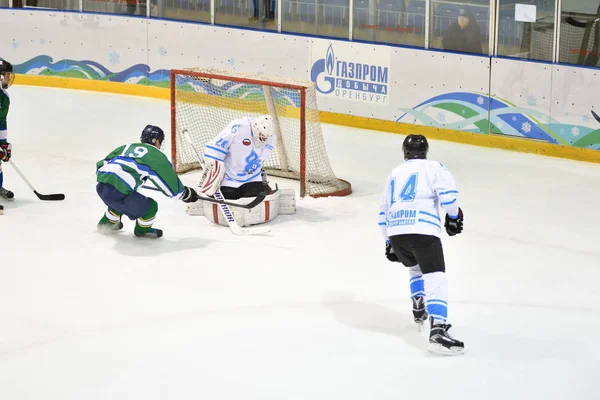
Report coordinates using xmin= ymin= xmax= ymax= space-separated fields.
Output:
xmin=0 ymin=60 xmax=15 ymax=202
xmin=96 ymin=125 xmax=199 ymax=238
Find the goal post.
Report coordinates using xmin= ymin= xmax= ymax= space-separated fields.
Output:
xmin=170 ymin=68 xmax=352 ymax=198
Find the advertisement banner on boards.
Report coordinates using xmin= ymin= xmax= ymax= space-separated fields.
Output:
xmin=310 ymin=41 xmax=391 ymax=106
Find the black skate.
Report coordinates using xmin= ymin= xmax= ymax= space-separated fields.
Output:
xmin=428 ymin=318 xmax=464 ymax=356
xmin=0 ymin=187 xmax=14 ymax=201
xmin=134 ymin=228 xmax=163 ymax=239
xmin=412 ymin=296 xmax=428 ymax=326
xmin=0 ymin=204 xmax=3 ymax=214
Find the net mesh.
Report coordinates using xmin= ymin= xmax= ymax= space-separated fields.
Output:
xmin=529 ymin=16 xmax=600 ymax=66
xmin=171 ymin=68 xmax=351 ymax=197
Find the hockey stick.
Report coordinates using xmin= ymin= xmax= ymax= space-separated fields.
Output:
xmin=592 ymin=110 xmax=600 ymax=124
xmin=140 ymin=184 xmax=266 ymax=209
xmin=8 ymin=160 xmax=65 ymax=201
xmin=180 ymin=129 xmax=270 ymax=236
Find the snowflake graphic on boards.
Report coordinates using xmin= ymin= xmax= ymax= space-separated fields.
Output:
xmin=571 ymin=126 xmax=580 ymax=137
xmin=108 ymin=50 xmax=120 ymax=66
xmin=521 ymin=121 xmax=532 ymax=134
xmin=527 ymin=95 xmax=537 ymax=107
xmin=477 ymin=96 xmax=485 ymax=106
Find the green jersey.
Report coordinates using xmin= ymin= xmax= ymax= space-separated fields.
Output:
xmin=96 ymin=143 xmax=184 ymax=198
xmin=0 ymin=88 xmax=9 ymax=141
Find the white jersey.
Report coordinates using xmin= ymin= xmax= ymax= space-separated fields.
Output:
xmin=203 ymin=117 xmax=276 ymax=189
xmin=378 ymin=159 xmax=460 ymax=239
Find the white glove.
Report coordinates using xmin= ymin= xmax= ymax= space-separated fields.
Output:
xmin=199 ymin=158 xmax=225 ymax=197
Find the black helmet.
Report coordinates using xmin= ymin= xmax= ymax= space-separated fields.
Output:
xmin=140 ymin=125 xmax=165 ymax=147
xmin=0 ymin=60 xmax=14 ymax=90
xmin=403 ymin=134 xmax=429 ymax=160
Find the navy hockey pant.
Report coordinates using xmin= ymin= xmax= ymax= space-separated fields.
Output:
xmin=96 ymin=183 xmax=153 ymax=220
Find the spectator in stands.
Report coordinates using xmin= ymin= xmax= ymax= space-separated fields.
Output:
xmin=442 ymin=7 xmax=482 ymax=54
xmin=250 ymin=0 xmax=275 ymax=22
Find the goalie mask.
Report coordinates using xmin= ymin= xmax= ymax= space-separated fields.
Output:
xmin=0 ymin=60 xmax=14 ymax=90
xmin=251 ymin=115 xmax=274 ymax=148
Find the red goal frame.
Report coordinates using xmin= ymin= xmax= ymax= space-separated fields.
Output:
xmin=170 ymin=69 xmax=351 ymax=198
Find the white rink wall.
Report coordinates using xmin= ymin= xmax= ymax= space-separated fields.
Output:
xmin=1 ymin=8 xmax=600 ymax=151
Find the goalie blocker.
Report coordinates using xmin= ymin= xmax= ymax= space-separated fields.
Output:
xmin=187 ymin=186 xmax=296 ymax=227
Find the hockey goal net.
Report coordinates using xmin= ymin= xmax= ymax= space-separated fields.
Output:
xmin=170 ymin=68 xmax=352 ymax=198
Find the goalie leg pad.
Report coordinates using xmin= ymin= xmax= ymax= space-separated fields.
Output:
xmin=186 ymin=200 xmax=205 ymax=216
xmin=203 ymin=189 xmax=296 ymax=227
xmin=277 ymin=189 xmax=296 ymax=215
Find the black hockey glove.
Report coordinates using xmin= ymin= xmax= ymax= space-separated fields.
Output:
xmin=444 ymin=208 xmax=464 ymax=236
xmin=385 ymin=242 xmax=399 ymax=262
xmin=181 ymin=186 xmax=199 ymax=203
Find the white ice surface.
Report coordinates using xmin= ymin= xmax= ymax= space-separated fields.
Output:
xmin=1 ymin=86 xmax=599 ymax=400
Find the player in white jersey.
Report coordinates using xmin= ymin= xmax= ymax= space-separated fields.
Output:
xmin=189 ymin=115 xmax=296 ymax=226
xmin=200 ymin=115 xmax=275 ymax=199
xmin=378 ymin=134 xmax=465 ymax=356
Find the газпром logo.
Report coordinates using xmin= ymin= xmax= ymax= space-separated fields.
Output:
xmin=311 ymin=44 xmax=389 ymax=105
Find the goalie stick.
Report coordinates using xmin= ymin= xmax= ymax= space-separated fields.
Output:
xmin=592 ymin=110 xmax=600 ymax=124
xmin=141 ymin=184 xmax=267 ymax=209
xmin=180 ymin=129 xmax=271 ymax=236
xmin=9 ymin=160 xmax=65 ymax=201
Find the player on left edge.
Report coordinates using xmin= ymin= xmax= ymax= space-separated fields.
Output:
xmin=0 ymin=60 xmax=15 ymax=203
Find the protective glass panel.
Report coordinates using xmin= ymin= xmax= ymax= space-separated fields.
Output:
xmin=497 ymin=0 xmax=555 ymax=62
xmin=214 ymin=0 xmax=278 ymax=31
xmin=12 ymin=0 xmax=78 ymax=10
xmin=282 ymin=0 xmax=350 ymax=39
xmin=558 ymin=2 xmax=600 ymax=67
xmin=83 ymin=0 xmax=148 ymax=15
xmin=150 ymin=0 xmax=210 ymax=22
xmin=353 ymin=0 xmax=426 ymax=47
xmin=430 ymin=0 xmax=489 ymax=55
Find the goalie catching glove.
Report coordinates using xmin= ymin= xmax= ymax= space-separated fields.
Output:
xmin=199 ymin=158 xmax=225 ymax=197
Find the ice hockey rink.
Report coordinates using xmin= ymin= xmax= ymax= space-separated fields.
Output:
xmin=1 ymin=85 xmax=599 ymax=400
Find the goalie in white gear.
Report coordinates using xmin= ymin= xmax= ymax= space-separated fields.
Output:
xmin=187 ymin=115 xmax=296 ymax=226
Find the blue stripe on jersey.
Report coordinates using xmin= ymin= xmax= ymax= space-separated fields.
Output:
xmin=206 ymin=145 xmax=228 ymax=155
xmin=439 ymin=190 xmax=459 ymax=196
xmin=378 ymin=222 xmax=387 ymax=226
xmin=204 ymin=154 xmax=225 ymax=162
xmin=419 ymin=219 xmax=441 ymax=229
xmin=265 ymin=144 xmax=274 ymax=150
xmin=441 ymin=199 xmax=457 ymax=206
xmin=419 ymin=211 xmax=441 ymax=221
xmin=108 ymin=156 xmax=164 ymax=187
